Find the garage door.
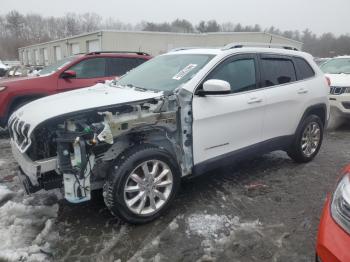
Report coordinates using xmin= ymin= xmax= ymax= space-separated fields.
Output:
xmin=34 ymin=50 xmax=39 ymax=65
xmin=43 ymin=48 xmax=49 ymax=66
xmin=54 ymin=46 xmax=62 ymax=61
xmin=71 ymin=43 xmax=80 ymax=55
xmin=87 ymin=40 xmax=100 ymax=52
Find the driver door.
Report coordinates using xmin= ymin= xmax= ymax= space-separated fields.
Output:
xmin=192 ymin=54 xmax=266 ymax=168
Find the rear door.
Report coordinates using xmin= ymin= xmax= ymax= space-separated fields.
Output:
xmin=57 ymin=57 xmax=110 ymax=91
xmin=106 ymin=57 xmax=147 ymax=79
xmin=260 ymin=54 xmax=311 ymax=141
xmin=192 ymin=54 xmax=266 ymax=165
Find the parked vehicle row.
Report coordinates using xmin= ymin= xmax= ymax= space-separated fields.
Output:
xmin=4 ymin=45 xmax=350 ymax=261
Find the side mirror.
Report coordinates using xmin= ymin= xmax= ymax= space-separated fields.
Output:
xmin=61 ymin=70 xmax=76 ymax=79
xmin=196 ymin=79 xmax=231 ymax=96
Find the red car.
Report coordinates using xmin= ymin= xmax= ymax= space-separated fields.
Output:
xmin=0 ymin=51 xmax=151 ymax=128
xmin=316 ymin=164 xmax=350 ymax=262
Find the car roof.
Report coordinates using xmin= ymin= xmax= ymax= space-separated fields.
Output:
xmin=333 ymin=55 xmax=350 ymax=59
xmin=167 ymin=46 xmax=312 ymax=59
xmin=84 ymin=51 xmax=151 ymax=59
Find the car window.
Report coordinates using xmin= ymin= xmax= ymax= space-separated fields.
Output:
xmin=69 ymin=58 xmax=106 ymax=78
xmin=261 ymin=58 xmax=296 ymax=87
xmin=117 ymin=54 xmax=214 ymax=92
xmin=320 ymin=58 xmax=350 ymax=74
xmin=39 ymin=56 xmax=77 ymax=76
xmin=206 ymin=58 xmax=257 ymax=93
xmin=107 ymin=57 xmax=146 ymax=77
xmin=294 ymin=57 xmax=315 ymax=80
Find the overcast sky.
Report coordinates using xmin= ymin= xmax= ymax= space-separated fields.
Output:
xmin=1 ymin=0 xmax=349 ymax=36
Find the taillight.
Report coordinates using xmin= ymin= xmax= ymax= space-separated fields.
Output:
xmin=325 ymin=76 xmax=331 ymax=87
xmin=342 ymin=164 xmax=350 ymax=175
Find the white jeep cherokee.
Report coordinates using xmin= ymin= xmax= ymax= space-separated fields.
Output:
xmin=320 ymin=56 xmax=350 ymax=129
xmin=9 ymin=44 xmax=330 ymax=223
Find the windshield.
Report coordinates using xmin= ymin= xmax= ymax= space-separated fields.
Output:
xmin=38 ymin=56 xmax=77 ymax=76
xmin=116 ymin=54 xmax=215 ymax=91
xmin=321 ymin=58 xmax=350 ymax=74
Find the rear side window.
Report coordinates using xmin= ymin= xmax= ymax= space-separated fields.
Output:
xmin=294 ymin=57 xmax=315 ymax=80
xmin=107 ymin=57 xmax=146 ymax=77
xmin=261 ymin=58 xmax=296 ymax=87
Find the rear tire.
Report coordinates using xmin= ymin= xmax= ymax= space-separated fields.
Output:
xmin=287 ymin=115 xmax=323 ymax=163
xmin=103 ymin=144 xmax=181 ymax=224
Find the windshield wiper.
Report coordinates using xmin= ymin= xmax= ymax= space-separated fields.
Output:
xmin=126 ymin=84 xmax=148 ymax=92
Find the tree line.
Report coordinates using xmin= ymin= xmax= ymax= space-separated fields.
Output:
xmin=1 ymin=10 xmax=349 ymax=60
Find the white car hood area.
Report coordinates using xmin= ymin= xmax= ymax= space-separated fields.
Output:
xmin=10 ymin=84 xmax=162 ymax=151
xmin=326 ymin=73 xmax=350 ymax=86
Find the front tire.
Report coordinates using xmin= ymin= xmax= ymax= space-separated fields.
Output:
xmin=287 ymin=115 xmax=324 ymax=163
xmin=103 ymin=144 xmax=180 ymax=224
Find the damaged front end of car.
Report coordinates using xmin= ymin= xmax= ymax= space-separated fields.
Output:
xmin=9 ymin=88 xmax=194 ymax=204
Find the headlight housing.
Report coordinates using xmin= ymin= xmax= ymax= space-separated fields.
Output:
xmin=331 ymin=173 xmax=350 ymax=234
xmin=0 ymin=86 xmax=7 ymax=92
xmin=345 ymin=87 xmax=350 ymax=93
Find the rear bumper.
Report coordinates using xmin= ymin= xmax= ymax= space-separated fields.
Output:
xmin=316 ymin=197 xmax=350 ymax=262
xmin=11 ymin=140 xmax=57 ymax=186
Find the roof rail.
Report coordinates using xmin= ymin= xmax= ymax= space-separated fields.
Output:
xmin=169 ymin=46 xmax=218 ymax=52
xmin=222 ymin=42 xmax=299 ymax=51
xmin=86 ymin=51 xmax=151 ymax=56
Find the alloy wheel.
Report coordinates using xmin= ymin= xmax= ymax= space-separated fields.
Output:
xmin=123 ymin=160 xmax=174 ymax=216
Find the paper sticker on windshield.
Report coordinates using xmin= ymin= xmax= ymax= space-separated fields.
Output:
xmin=172 ymin=64 xmax=197 ymax=80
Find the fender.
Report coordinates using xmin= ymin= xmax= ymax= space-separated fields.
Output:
xmin=295 ymin=103 xmax=328 ymax=134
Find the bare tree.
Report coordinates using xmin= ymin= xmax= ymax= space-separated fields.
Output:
xmin=1 ymin=10 xmax=350 ymax=59
xmin=81 ymin=13 xmax=102 ymax=32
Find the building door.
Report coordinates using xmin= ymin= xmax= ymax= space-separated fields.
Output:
xmin=34 ymin=50 xmax=39 ymax=65
xmin=54 ymin=46 xmax=62 ymax=61
xmin=71 ymin=43 xmax=80 ymax=55
xmin=87 ymin=40 xmax=100 ymax=52
xmin=43 ymin=49 xmax=49 ymax=65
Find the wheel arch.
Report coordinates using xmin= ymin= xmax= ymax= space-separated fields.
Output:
xmin=103 ymin=128 xmax=180 ymax=170
xmin=297 ymin=103 xmax=327 ymax=131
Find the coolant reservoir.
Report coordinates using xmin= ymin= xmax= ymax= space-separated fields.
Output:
xmin=63 ymin=173 xmax=91 ymax=203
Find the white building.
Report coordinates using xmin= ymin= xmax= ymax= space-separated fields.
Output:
xmin=18 ymin=30 xmax=303 ymax=66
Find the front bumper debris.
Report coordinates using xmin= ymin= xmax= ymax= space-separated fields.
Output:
xmin=11 ymin=140 xmax=57 ymax=186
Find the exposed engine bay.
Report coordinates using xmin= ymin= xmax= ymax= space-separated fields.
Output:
xmin=10 ymin=88 xmax=194 ymax=204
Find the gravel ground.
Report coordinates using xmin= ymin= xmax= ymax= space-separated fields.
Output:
xmin=0 ymin=124 xmax=349 ymax=262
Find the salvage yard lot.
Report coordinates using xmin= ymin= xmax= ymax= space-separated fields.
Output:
xmin=0 ymin=124 xmax=349 ymax=262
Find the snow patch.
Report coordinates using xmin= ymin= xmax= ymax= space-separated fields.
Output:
xmin=187 ymin=214 xmax=232 ymax=239
xmin=0 ymin=185 xmax=59 ymax=262
xmin=187 ymin=213 xmax=262 ymax=260
xmin=186 ymin=214 xmax=261 ymax=240
xmin=169 ymin=219 xmax=179 ymax=231
xmin=0 ymin=184 xmax=14 ymax=202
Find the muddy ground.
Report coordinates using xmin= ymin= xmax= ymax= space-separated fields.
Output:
xmin=0 ymin=124 xmax=349 ymax=262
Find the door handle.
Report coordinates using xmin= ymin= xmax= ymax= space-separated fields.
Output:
xmin=297 ymin=88 xmax=308 ymax=94
xmin=247 ymin=97 xmax=263 ymax=104
xmin=95 ymin=80 xmax=105 ymax=84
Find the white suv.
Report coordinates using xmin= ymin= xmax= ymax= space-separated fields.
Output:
xmin=9 ymin=44 xmax=329 ymax=223
xmin=320 ymin=56 xmax=350 ymax=128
